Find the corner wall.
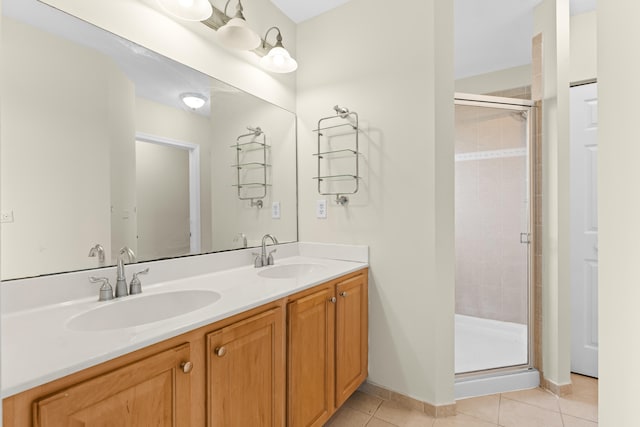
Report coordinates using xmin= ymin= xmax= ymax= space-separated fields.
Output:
xmin=296 ymin=0 xmax=455 ymax=406
xmin=598 ymin=0 xmax=640 ymax=424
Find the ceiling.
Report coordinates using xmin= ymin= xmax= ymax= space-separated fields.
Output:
xmin=270 ymin=0 xmax=597 ymax=79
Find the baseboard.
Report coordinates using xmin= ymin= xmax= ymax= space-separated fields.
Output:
xmin=541 ymin=376 xmax=573 ymax=396
xmin=358 ymin=381 xmax=457 ymax=418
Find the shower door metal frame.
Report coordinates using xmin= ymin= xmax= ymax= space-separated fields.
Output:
xmin=453 ymin=93 xmax=537 ymax=378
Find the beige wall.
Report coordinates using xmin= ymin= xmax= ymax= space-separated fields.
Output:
xmin=534 ymin=0 xmax=572 ymax=388
xmin=455 ymin=105 xmax=529 ymax=325
xmin=135 ymin=141 xmax=190 ymax=261
xmin=598 ymin=0 xmax=640 ymax=424
xmin=135 ymin=97 xmax=214 ymax=253
xmin=455 ymin=11 xmax=596 ymax=95
xmin=570 ymin=11 xmax=596 ymax=83
xmin=297 ymin=0 xmax=455 ymax=406
xmin=40 ymin=0 xmax=297 ymax=112
xmin=210 ymin=93 xmax=297 ymax=251
xmin=0 ymin=17 xmax=132 ymax=279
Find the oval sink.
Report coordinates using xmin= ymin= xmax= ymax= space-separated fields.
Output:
xmin=257 ymin=263 xmax=326 ymax=279
xmin=67 ymin=290 xmax=221 ymax=331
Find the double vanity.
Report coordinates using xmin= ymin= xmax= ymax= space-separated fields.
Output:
xmin=1 ymin=243 xmax=369 ymax=426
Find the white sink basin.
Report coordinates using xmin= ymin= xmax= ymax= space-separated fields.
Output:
xmin=257 ymin=263 xmax=326 ymax=279
xmin=67 ymin=290 xmax=221 ymax=331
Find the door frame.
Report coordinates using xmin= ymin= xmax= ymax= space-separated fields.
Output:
xmin=453 ymin=93 xmax=537 ymax=377
xmin=136 ymin=132 xmax=201 ymax=255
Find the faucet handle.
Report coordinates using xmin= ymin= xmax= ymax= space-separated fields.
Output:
xmin=89 ymin=276 xmax=114 ymax=301
xmin=129 ymin=268 xmax=149 ymax=295
xmin=267 ymin=248 xmax=277 ymax=266
xmin=252 ymin=252 xmax=263 ymax=268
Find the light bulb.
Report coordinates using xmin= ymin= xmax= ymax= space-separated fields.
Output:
xmin=181 ymin=93 xmax=207 ymax=110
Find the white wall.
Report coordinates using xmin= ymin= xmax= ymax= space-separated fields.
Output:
xmin=297 ymin=0 xmax=455 ymax=406
xmin=598 ymin=1 xmax=640 ymax=424
xmin=534 ymin=0 xmax=572 ymax=388
xmin=40 ymin=0 xmax=297 ymax=112
xmin=0 ymin=17 xmax=133 ymax=279
xmin=570 ymin=11 xmax=596 ymax=83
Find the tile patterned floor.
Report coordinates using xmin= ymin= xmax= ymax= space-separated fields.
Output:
xmin=326 ymin=374 xmax=598 ymax=427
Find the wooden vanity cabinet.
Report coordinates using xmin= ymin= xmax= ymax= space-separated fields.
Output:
xmin=206 ymin=307 xmax=285 ymax=427
xmin=287 ymin=269 xmax=368 ymax=427
xmin=32 ymin=344 xmax=192 ymax=427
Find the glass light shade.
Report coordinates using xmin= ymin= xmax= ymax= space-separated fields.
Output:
xmin=181 ymin=93 xmax=207 ymax=109
xmin=217 ymin=18 xmax=261 ymax=50
xmin=156 ymin=0 xmax=213 ymax=21
xmin=260 ymin=46 xmax=298 ymax=74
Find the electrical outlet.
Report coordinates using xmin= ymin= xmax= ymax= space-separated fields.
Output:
xmin=1 ymin=210 xmax=14 ymax=223
xmin=316 ymin=199 xmax=327 ymax=219
xmin=272 ymin=202 xmax=281 ymax=219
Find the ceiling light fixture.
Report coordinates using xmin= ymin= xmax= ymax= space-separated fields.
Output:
xmin=216 ymin=0 xmax=261 ymax=50
xmin=181 ymin=93 xmax=208 ymax=110
xmin=259 ymin=27 xmax=298 ymax=74
xmin=156 ymin=0 xmax=213 ymax=21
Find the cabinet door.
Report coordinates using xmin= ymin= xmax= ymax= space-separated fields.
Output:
xmin=335 ymin=272 xmax=368 ymax=407
xmin=207 ymin=308 xmax=284 ymax=427
xmin=287 ymin=287 xmax=335 ymax=427
xmin=33 ymin=344 xmax=192 ymax=427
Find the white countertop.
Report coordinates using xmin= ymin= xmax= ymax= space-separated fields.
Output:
xmin=1 ymin=255 xmax=367 ymax=398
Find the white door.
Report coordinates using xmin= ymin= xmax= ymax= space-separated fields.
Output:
xmin=570 ymin=82 xmax=598 ymax=377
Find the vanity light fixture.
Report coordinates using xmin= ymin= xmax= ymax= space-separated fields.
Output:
xmin=156 ymin=0 xmax=213 ymax=21
xmin=216 ymin=0 xmax=261 ymax=50
xmin=259 ymin=27 xmax=298 ymax=74
xmin=181 ymin=92 xmax=208 ymax=109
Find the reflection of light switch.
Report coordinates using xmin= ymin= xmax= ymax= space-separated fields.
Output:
xmin=272 ymin=202 xmax=281 ymax=219
xmin=1 ymin=210 xmax=14 ymax=223
xmin=316 ymin=200 xmax=327 ymax=219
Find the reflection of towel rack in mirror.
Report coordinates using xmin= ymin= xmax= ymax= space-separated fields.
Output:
xmin=312 ymin=106 xmax=359 ymax=205
xmin=231 ymin=126 xmax=270 ymax=208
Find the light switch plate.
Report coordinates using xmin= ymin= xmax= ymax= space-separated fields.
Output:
xmin=1 ymin=210 xmax=14 ymax=223
xmin=316 ymin=199 xmax=327 ymax=219
xmin=272 ymin=202 xmax=281 ymax=219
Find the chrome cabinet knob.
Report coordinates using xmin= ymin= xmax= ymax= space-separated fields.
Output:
xmin=329 ymin=297 xmax=337 ymax=303
xmin=215 ymin=346 xmax=227 ymax=357
xmin=340 ymin=291 xmax=348 ymax=297
xmin=180 ymin=361 xmax=193 ymax=373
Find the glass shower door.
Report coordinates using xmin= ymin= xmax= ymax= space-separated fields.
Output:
xmin=454 ymin=96 xmax=533 ymax=374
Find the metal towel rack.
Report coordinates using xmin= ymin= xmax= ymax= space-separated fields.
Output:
xmin=312 ymin=105 xmax=359 ymax=205
xmin=231 ymin=126 xmax=270 ymax=208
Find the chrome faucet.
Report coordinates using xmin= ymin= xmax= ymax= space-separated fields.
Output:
xmin=115 ymin=246 xmax=136 ymax=298
xmin=254 ymin=234 xmax=278 ymax=268
xmin=88 ymin=244 xmax=106 ymax=266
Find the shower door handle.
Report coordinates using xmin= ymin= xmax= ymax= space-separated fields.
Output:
xmin=520 ymin=233 xmax=531 ymax=244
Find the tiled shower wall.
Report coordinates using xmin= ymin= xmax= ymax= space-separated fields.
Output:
xmin=455 ymin=105 xmax=529 ymax=325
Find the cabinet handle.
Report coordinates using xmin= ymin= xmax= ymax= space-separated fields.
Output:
xmin=329 ymin=297 xmax=337 ymax=303
xmin=215 ymin=346 xmax=227 ymax=357
xmin=180 ymin=361 xmax=193 ymax=373
xmin=340 ymin=291 xmax=348 ymax=297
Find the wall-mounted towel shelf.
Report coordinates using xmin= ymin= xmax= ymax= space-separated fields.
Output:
xmin=312 ymin=106 xmax=359 ymax=205
xmin=231 ymin=126 xmax=269 ymax=208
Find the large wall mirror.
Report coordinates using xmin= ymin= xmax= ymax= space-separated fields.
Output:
xmin=0 ymin=0 xmax=298 ymax=281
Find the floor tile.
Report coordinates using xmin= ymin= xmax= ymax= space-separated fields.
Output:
xmin=498 ymin=397 xmax=563 ymax=427
xmin=432 ymin=413 xmax=498 ymax=427
xmin=374 ymin=400 xmax=435 ymax=427
xmin=501 ymin=387 xmax=560 ymax=412
xmin=346 ymin=391 xmax=385 ymax=415
xmin=559 ymin=394 xmax=598 ymax=423
xmin=366 ymin=418 xmax=399 ymax=427
xmin=562 ymin=413 xmax=598 ymax=427
xmin=455 ymin=394 xmax=500 ymax=424
xmin=570 ymin=373 xmax=598 ymax=401
xmin=326 ymin=406 xmax=372 ymax=427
